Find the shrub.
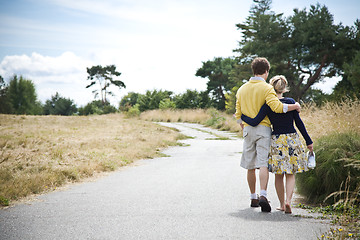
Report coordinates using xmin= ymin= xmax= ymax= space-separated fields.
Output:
xmin=205 ymin=108 xmax=226 ymax=128
xmin=159 ymin=98 xmax=176 ymax=110
xmin=43 ymin=92 xmax=77 ymax=115
xmin=296 ymin=132 xmax=360 ymax=204
xmin=125 ymin=104 xmax=140 ymax=118
xmin=78 ymin=100 xmax=116 ymax=115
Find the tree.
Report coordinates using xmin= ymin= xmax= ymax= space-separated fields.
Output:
xmin=195 ymin=57 xmax=236 ymax=110
xmin=119 ymin=92 xmax=140 ymax=111
xmin=43 ymin=92 xmax=77 ymax=116
xmin=235 ymin=0 xmax=359 ymax=101
xmin=78 ymin=100 xmax=117 ymax=115
xmin=7 ymin=75 xmax=42 ymax=115
xmin=0 ymin=75 xmax=13 ymax=113
xmin=86 ymin=65 xmax=126 ymax=104
xmin=137 ymin=90 xmax=173 ymax=112
xmin=173 ymin=89 xmax=210 ymax=109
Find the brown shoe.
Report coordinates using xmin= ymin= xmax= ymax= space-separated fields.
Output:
xmin=250 ymin=198 xmax=260 ymax=207
xmin=259 ymin=196 xmax=271 ymax=212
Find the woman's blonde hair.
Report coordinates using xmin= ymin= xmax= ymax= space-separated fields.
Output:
xmin=269 ymin=75 xmax=289 ymax=94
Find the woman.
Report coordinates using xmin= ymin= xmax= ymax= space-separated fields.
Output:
xmin=241 ymin=75 xmax=313 ymax=214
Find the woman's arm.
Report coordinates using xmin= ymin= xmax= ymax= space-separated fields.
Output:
xmin=293 ymin=111 xmax=313 ymax=146
xmin=241 ymin=104 xmax=271 ymax=126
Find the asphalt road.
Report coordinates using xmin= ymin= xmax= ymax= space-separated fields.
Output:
xmin=0 ymin=122 xmax=331 ymax=239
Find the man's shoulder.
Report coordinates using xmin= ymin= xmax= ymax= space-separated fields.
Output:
xmin=240 ymin=80 xmax=271 ymax=89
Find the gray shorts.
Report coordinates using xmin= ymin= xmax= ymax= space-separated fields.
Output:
xmin=241 ymin=125 xmax=271 ymax=169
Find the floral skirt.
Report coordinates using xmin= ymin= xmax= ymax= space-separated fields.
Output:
xmin=268 ymin=133 xmax=309 ymax=174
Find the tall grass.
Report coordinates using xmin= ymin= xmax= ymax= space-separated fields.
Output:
xmin=300 ymin=99 xmax=360 ymax=140
xmin=296 ymin=131 xmax=360 ymax=204
xmin=0 ymin=114 xmax=183 ymax=206
xmin=140 ymin=108 xmax=242 ymax=134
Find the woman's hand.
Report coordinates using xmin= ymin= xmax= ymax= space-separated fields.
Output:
xmin=307 ymin=143 xmax=313 ymax=152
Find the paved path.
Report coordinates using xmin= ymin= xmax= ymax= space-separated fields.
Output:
xmin=0 ymin=122 xmax=330 ymax=239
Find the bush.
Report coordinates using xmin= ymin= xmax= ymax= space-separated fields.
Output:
xmin=78 ymin=100 xmax=117 ymax=115
xmin=43 ymin=92 xmax=77 ymax=115
xmin=296 ymin=132 xmax=360 ymax=204
xmin=137 ymin=90 xmax=173 ymax=112
xmin=205 ymin=108 xmax=226 ymax=128
xmin=102 ymin=105 xmax=117 ymax=114
xmin=159 ymin=98 xmax=176 ymax=110
xmin=125 ymin=104 xmax=140 ymax=118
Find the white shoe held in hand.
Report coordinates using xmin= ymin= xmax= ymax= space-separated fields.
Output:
xmin=308 ymin=151 xmax=316 ymax=169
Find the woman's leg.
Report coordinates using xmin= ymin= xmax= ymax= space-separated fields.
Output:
xmin=275 ymin=174 xmax=285 ymax=210
xmin=285 ymin=174 xmax=295 ymax=213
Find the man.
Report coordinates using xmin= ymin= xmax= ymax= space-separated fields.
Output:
xmin=235 ymin=57 xmax=300 ymax=212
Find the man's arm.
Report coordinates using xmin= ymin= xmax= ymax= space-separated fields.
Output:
xmin=235 ymin=90 xmax=242 ymax=120
xmin=265 ymin=87 xmax=301 ymax=113
xmin=287 ymin=102 xmax=301 ymax=112
xmin=265 ymin=88 xmax=285 ymax=113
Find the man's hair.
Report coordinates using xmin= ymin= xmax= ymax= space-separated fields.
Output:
xmin=251 ymin=57 xmax=270 ymax=75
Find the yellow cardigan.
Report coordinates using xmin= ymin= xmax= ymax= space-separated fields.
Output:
xmin=235 ymin=78 xmax=284 ymax=127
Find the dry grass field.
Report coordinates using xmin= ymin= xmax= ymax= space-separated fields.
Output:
xmin=0 ymin=114 xmax=184 ymax=206
xmin=300 ymin=100 xmax=360 ymax=139
xmin=1 ymin=99 xmax=359 ymax=207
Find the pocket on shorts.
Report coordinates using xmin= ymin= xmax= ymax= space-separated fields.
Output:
xmin=243 ymin=128 xmax=248 ymax=138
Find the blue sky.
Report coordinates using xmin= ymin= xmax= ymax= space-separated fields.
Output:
xmin=0 ymin=0 xmax=359 ymax=106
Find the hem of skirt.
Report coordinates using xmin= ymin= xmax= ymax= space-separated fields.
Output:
xmin=271 ymin=169 xmax=309 ymax=174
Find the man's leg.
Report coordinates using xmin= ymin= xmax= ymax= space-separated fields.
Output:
xmin=256 ymin=127 xmax=272 ymax=212
xmin=259 ymin=166 xmax=269 ymax=194
xmin=258 ymin=167 xmax=271 ymax=212
xmin=247 ymin=169 xmax=256 ymax=194
xmin=247 ymin=169 xmax=259 ymax=207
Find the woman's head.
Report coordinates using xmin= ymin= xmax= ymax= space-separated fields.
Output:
xmin=269 ymin=75 xmax=289 ymax=94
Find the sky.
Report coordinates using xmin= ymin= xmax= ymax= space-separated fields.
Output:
xmin=0 ymin=0 xmax=359 ymax=106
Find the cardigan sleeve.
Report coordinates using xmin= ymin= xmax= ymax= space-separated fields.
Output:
xmin=265 ymin=87 xmax=284 ymax=113
xmin=235 ymin=89 xmax=242 ymax=121
xmin=241 ymin=104 xmax=271 ymax=126
xmin=294 ymin=111 xmax=313 ymax=145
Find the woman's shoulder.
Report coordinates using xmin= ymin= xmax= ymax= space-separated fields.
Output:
xmin=280 ymin=97 xmax=296 ymax=104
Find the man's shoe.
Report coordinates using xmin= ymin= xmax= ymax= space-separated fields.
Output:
xmin=259 ymin=196 xmax=271 ymax=212
xmin=250 ymin=198 xmax=260 ymax=208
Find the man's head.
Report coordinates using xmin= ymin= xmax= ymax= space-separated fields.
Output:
xmin=251 ymin=57 xmax=270 ymax=76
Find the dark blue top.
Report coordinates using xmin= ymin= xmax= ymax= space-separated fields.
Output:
xmin=241 ymin=97 xmax=313 ymax=145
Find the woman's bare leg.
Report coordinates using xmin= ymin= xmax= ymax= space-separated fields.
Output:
xmin=275 ymin=174 xmax=285 ymax=210
xmin=285 ymin=174 xmax=295 ymax=213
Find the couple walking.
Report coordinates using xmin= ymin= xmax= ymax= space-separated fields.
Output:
xmin=235 ymin=57 xmax=313 ymax=213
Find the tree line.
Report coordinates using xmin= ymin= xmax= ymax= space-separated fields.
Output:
xmin=197 ymin=0 xmax=360 ymax=112
xmin=1 ymin=0 xmax=359 ymax=116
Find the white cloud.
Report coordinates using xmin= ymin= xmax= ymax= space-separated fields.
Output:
xmin=0 ymin=51 xmax=90 ymax=83
xmin=0 ymin=51 xmax=95 ymax=105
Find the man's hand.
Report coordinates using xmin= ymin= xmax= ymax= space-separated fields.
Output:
xmin=287 ymin=102 xmax=301 ymax=112
xmin=240 ymin=122 xmax=244 ymax=130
